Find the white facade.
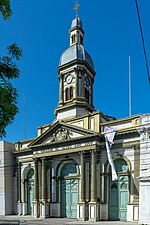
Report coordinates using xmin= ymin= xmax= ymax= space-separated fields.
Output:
xmin=138 ymin=115 xmax=150 ymax=225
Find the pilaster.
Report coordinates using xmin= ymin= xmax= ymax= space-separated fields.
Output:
xmin=59 ymin=74 xmax=63 ymax=105
xmin=40 ymin=158 xmax=49 ymax=218
xmin=33 ymin=158 xmax=40 ymax=217
xmin=77 ymin=151 xmax=86 ymax=220
xmin=89 ymin=150 xmax=99 ymax=221
xmin=74 ymin=67 xmax=78 ymax=98
xmin=21 ymin=178 xmax=27 ymax=215
xmin=133 ymin=144 xmax=140 ymax=204
xmin=17 ymin=162 xmax=22 ymax=215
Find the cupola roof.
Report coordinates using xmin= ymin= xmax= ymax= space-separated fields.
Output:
xmin=71 ymin=17 xmax=83 ymax=29
xmin=59 ymin=44 xmax=94 ymax=69
xmin=58 ymin=17 xmax=94 ymax=70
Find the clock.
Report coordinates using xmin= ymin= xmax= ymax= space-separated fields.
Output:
xmin=85 ymin=77 xmax=90 ymax=87
xmin=66 ymin=74 xmax=73 ymax=84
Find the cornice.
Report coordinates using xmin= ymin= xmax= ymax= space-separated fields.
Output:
xmin=57 ymin=59 xmax=96 ymax=75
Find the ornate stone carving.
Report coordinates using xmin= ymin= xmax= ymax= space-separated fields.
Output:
xmin=120 ymin=182 xmax=127 ymax=189
xmin=51 ymin=128 xmax=72 ymax=142
xmin=134 ymin=144 xmax=140 ymax=152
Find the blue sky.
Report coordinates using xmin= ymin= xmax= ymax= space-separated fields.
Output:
xmin=1 ymin=0 xmax=150 ymax=143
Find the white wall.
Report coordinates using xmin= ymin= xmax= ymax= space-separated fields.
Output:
xmin=138 ymin=115 xmax=150 ymax=224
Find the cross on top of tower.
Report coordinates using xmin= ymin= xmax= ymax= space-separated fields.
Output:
xmin=73 ymin=0 xmax=80 ymax=18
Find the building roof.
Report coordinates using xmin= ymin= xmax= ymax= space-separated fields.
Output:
xmin=59 ymin=17 xmax=94 ymax=70
xmin=71 ymin=17 xmax=83 ymax=29
xmin=59 ymin=44 xmax=94 ymax=69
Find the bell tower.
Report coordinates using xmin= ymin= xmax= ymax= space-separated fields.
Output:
xmin=55 ymin=4 xmax=96 ymax=120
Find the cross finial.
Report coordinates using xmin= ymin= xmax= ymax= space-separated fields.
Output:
xmin=73 ymin=0 xmax=80 ymax=18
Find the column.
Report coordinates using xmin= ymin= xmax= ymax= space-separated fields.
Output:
xmin=17 ymin=162 xmax=22 ymax=215
xmin=21 ymin=178 xmax=26 ymax=215
xmin=59 ymin=75 xmax=63 ymax=105
xmin=34 ymin=159 xmax=38 ymax=202
xmin=81 ymin=69 xmax=85 ymax=98
xmin=33 ymin=158 xmax=40 ymax=217
xmin=134 ymin=144 xmax=140 ymax=202
xmin=91 ymin=80 xmax=94 ymax=105
xmin=77 ymin=151 xmax=86 ymax=220
xmin=47 ymin=164 xmax=51 ymax=203
xmin=89 ymin=150 xmax=99 ymax=221
xmin=74 ymin=68 xmax=78 ymax=98
xmin=80 ymin=151 xmax=85 ymax=202
xmin=41 ymin=158 xmax=46 ymax=202
xmin=17 ymin=162 xmax=21 ymax=202
xmin=51 ymin=167 xmax=57 ymax=202
xmin=91 ymin=150 xmax=97 ymax=202
xmin=41 ymin=158 xmax=49 ymax=217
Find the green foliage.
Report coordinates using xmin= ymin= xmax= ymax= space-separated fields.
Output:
xmin=0 ymin=0 xmax=12 ymax=20
xmin=0 ymin=43 xmax=23 ymax=138
xmin=0 ymin=2 xmax=23 ymax=138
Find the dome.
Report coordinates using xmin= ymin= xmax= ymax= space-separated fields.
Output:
xmin=71 ymin=17 xmax=83 ymax=29
xmin=59 ymin=44 xmax=94 ymax=69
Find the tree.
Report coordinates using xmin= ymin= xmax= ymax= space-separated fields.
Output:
xmin=0 ymin=0 xmax=12 ymax=20
xmin=0 ymin=0 xmax=22 ymax=138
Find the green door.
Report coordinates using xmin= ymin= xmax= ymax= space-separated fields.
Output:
xmin=119 ymin=176 xmax=129 ymax=220
xmin=109 ymin=179 xmax=119 ymax=220
xmin=61 ymin=179 xmax=78 ymax=218
xmin=60 ymin=162 xmax=78 ymax=218
xmin=109 ymin=159 xmax=129 ymax=220
xmin=27 ymin=169 xmax=34 ymax=215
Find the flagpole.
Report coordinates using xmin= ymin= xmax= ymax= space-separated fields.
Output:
xmin=129 ymin=56 xmax=132 ymax=117
xmin=23 ymin=93 xmax=26 ymax=140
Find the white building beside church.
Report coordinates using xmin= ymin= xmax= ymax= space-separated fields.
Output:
xmin=0 ymin=8 xmax=150 ymax=225
xmin=138 ymin=115 xmax=150 ymax=225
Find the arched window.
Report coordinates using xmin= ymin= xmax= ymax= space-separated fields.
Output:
xmin=65 ymin=88 xmax=69 ymax=101
xmin=65 ymin=87 xmax=73 ymax=101
xmin=70 ymin=87 xmax=73 ymax=100
xmin=85 ymin=88 xmax=90 ymax=103
xmin=61 ymin=163 xmax=77 ymax=177
xmin=80 ymin=35 xmax=83 ymax=45
xmin=71 ymin=34 xmax=76 ymax=44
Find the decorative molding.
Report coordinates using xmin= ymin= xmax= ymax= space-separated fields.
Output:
xmin=51 ymin=128 xmax=72 ymax=142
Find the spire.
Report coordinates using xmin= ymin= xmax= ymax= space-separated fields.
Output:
xmin=70 ymin=1 xmax=84 ymax=46
xmin=73 ymin=0 xmax=80 ymax=18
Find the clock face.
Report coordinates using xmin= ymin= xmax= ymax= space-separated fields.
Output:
xmin=66 ymin=74 xmax=73 ymax=84
xmin=85 ymin=77 xmax=90 ymax=87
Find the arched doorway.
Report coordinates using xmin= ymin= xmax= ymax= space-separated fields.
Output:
xmin=27 ymin=169 xmax=34 ymax=215
xmin=60 ymin=162 xmax=78 ymax=218
xmin=109 ymin=159 xmax=129 ymax=221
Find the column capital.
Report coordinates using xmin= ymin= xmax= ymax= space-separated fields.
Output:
xmin=33 ymin=158 xmax=38 ymax=163
xmin=74 ymin=66 xmax=79 ymax=74
xmin=91 ymin=149 xmax=97 ymax=155
xmin=79 ymin=151 xmax=84 ymax=156
xmin=41 ymin=157 xmax=46 ymax=163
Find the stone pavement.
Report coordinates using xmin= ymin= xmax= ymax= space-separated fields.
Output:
xmin=0 ymin=216 xmax=139 ymax=225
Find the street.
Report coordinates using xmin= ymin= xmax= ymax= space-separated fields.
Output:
xmin=0 ymin=216 xmax=139 ymax=225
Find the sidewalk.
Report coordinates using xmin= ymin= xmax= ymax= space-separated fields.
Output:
xmin=0 ymin=216 xmax=139 ymax=225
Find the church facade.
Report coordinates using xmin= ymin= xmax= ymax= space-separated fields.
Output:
xmin=1 ymin=10 xmax=150 ymax=224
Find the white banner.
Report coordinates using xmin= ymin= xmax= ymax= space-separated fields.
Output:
xmin=104 ymin=127 xmax=118 ymax=181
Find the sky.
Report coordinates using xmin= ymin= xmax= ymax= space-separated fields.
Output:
xmin=0 ymin=0 xmax=150 ymax=143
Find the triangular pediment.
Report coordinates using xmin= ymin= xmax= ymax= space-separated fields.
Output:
xmin=29 ymin=121 xmax=98 ymax=147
